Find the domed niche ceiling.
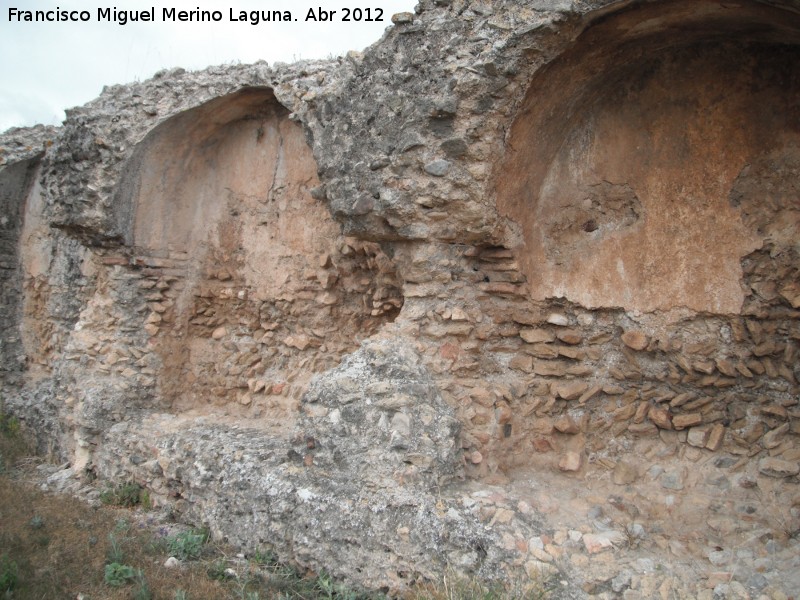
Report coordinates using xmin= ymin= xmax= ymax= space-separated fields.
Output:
xmin=496 ymin=0 xmax=800 ymax=314
xmin=118 ymin=87 xmax=401 ymax=416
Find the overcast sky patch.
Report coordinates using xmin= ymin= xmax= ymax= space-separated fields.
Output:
xmin=0 ymin=0 xmax=416 ymax=132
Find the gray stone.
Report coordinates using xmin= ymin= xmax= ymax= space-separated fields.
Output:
xmin=423 ymin=159 xmax=451 ymax=177
xmin=634 ymin=558 xmax=655 ymax=573
xmin=707 ymin=549 xmax=732 ymax=566
xmin=748 ymin=573 xmax=769 ymax=591
xmin=612 ymin=570 xmax=633 ymax=593
xmin=528 ymin=0 xmax=572 ymax=11
xmin=713 ymin=456 xmax=738 ymax=469
xmin=627 ymin=523 xmax=646 ymax=540
xmin=391 ymin=12 xmax=414 ymax=24
xmin=687 ymin=426 xmax=710 ymax=447
xmin=660 ymin=471 xmax=685 ymax=490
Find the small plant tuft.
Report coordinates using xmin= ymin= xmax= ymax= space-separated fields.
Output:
xmin=0 ymin=554 xmax=19 ymax=593
xmin=250 ymin=548 xmax=278 ymax=567
xmin=106 ymin=531 xmax=127 ymax=564
xmin=28 ymin=514 xmax=45 ymax=530
xmin=167 ymin=529 xmax=208 ymax=561
xmin=133 ymin=570 xmax=152 ymax=600
xmin=206 ymin=559 xmax=231 ymax=581
xmin=0 ymin=409 xmax=20 ymax=438
xmin=100 ymin=481 xmax=145 ymax=507
xmin=104 ymin=562 xmax=137 ymax=587
xmin=0 ymin=401 xmax=28 ymax=469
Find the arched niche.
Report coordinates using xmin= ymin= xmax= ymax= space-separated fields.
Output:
xmin=119 ymin=87 xmax=333 ymax=301
xmin=495 ymin=0 xmax=800 ymax=314
xmin=113 ymin=87 xmax=401 ymax=414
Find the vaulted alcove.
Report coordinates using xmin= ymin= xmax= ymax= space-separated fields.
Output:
xmin=106 ymin=88 xmax=403 ymax=421
xmin=496 ymin=0 xmax=800 ymax=314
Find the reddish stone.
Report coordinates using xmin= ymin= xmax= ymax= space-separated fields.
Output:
xmin=649 ymin=406 xmax=673 ymax=429
xmin=673 ymin=412 xmax=703 ymax=429
xmin=554 ymin=415 xmax=580 ymax=434
xmin=439 ymin=342 xmax=460 ymax=361
xmin=705 ymin=423 xmax=726 ymax=451
xmin=621 ymin=330 xmax=649 ymax=351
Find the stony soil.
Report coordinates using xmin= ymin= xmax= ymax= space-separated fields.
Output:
xmin=455 ymin=443 xmax=800 ymax=600
xmin=31 ymin=437 xmax=799 ymax=600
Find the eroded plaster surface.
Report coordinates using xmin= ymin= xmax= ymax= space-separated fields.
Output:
xmin=496 ymin=0 xmax=800 ymax=313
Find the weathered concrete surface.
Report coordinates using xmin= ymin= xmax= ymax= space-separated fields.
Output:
xmin=1 ymin=0 xmax=800 ymax=596
xmin=90 ymin=338 xmax=540 ymax=594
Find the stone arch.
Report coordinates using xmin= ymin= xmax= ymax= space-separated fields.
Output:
xmin=495 ymin=0 xmax=800 ymax=314
xmin=112 ymin=87 xmax=402 ymax=421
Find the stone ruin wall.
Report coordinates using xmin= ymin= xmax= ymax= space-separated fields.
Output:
xmin=1 ymin=0 xmax=799 ymax=595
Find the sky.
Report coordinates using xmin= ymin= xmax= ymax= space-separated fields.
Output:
xmin=0 ymin=0 xmax=417 ymax=132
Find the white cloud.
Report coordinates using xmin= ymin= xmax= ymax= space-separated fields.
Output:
xmin=0 ymin=0 xmax=416 ymax=132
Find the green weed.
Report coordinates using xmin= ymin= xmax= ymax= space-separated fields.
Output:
xmin=0 ymin=401 xmax=28 ymax=471
xmin=104 ymin=562 xmax=136 ymax=587
xmin=0 ymin=408 xmax=20 ymax=438
xmin=140 ymin=487 xmax=152 ymax=509
xmin=250 ymin=547 xmax=278 ymax=567
xmin=100 ymin=481 xmax=145 ymax=507
xmin=133 ymin=570 xmax=152 ymax=600
xmin=106 ymin=520 xmax=131 ymax=564
xmin=206 ymin=559 xmax=231 ymax=581
xmin=28 ymin=515 xmax=45 ymax=530
xmin=167 ymin=529 xmax=208 ymax=561
xmin=0 ymin=554 xmax=18 ymax=592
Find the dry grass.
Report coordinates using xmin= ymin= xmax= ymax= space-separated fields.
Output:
xmin=1 ymin=425 xmax=553 ymax=600
xmin=0 ymin=463 xmax=231 ymax=599
xmin=0 ymin=427 xmax=384 ymax=600
xmin=406 ymin=569 xmax=555 ymax=600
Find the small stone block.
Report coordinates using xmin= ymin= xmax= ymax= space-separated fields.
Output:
xmin=621 ymin=330 xmax=649 ymax=351
xmin=649 ymin=406 xmax=673 ymax=429
xmin=705 ymin=424 xmax=726 ymax=451
xmin=558 ymin=451 xmax=582 ymax=472
xmin=759 ymin=457 xmax=799 ymax=478
xmin=687 ymin=426 xmax=710 ymax=448
xmin=673 ymin=413 xmax=703 ymax=429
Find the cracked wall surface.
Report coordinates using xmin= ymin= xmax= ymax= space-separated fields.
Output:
xmin=1 ymin=0 xmax=799 ymax=596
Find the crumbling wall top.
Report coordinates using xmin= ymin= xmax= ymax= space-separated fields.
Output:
xmin=0 ymin=124 xmax=59 ymax=167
